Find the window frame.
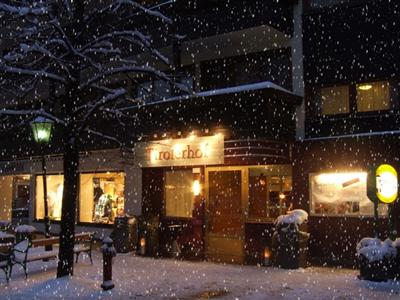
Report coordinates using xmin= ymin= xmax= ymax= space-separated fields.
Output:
xmin=163 ymin=168 xmax=195 ymax=220
xmin=308 ymin=172 xmax=388 ymax=218
xmin=34 ymin=173 xmax=64 ymax=222
xmin=34 ymin=170 xmax=126 ymax=227
xmin=77 ymin=170 xmax=126 ymax=226
xmin=311 ymin=79 xmax=398 ymax=120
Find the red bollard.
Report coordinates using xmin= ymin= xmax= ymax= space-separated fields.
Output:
xmin=101 ymin=237 xmax=116 ymax=291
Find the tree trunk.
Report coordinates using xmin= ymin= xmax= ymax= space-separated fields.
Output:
xmin=57 ymin=135 xmax=79 ymax=277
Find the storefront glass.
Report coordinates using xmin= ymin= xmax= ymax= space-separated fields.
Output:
xmin=165 ymin=170 xmax=193 ymax=218
xmin=310 ymin=172 xmax=387 ymax=216
xmin=248 ymin=168 xmax=292 ymax=220
xmin=36 ymin=175 xmax=63 ymax=221
xmin=0 ymin=176 xmax=13 ymax=221
xmin=79 ymin=172 xmax=125 ymax=224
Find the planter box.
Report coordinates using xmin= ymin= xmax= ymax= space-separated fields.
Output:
xmin=272 ymin=226 xmax=309 ymax=269
xmin=358 ymin=255 xmax=394 ymax=282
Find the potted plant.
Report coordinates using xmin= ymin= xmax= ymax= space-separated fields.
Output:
xmin=272 ymin=209 xmax=310 ymax=269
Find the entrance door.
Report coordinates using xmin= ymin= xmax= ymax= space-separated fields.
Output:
xmin=206 ymin=167 xmax=247 ymax=263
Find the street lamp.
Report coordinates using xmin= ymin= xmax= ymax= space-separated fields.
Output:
xmin=31 ymin=117 xmax=54 ymax=250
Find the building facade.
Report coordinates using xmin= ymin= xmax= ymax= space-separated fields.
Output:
xmin=0 ymin=0 xmax=399 ymax=266
xmin=296 ymin=0 xmax=400 ymax=266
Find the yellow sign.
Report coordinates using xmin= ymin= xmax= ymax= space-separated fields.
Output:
xmin=135 ymin=135 xmax=224 ymax=167
xmin=376 ymin=164 xmax=398 ymax=204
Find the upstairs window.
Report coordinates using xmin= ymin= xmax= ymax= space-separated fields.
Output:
xmin=316 ymin=80 xmax=393 ymax=117
xmin=320 ymin=85 xmax=350 ymax=115
xmin=356 ymin=81 xmax=390 ymax=112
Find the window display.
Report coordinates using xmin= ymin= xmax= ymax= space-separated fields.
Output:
xmin=79 ymin=172 xmax=125 ymax=224
xmin=36 ymin=175 xmax=63 ymax=221
xmin=310 ymin=172 xmax=387 ymax=216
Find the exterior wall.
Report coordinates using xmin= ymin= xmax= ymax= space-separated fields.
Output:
xmin=293 ymin=135 xmax=400 ymax=265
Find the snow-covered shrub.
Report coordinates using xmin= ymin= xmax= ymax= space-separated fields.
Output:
xmin=275 ymin=209 xmax=308 ymax=226
xmin=357 ymin=238 xmax=397 ymax=262
xmin=272 ymin=209 xmax=310 ymax=269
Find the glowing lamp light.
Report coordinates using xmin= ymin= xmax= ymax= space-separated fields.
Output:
xmin=30 ymin=117 xmax=54 ymax=144
xmin=264 ymin=247 xmax=272 ymax=266
xmin=173 ymin=143 xmax=183 ymax=156
xmin=279 ymin=192 xmax=286 ymax=200
xmin=150 ymin=149 xmax=158 ymax=162
xmin=140 ymin=238 xmax=146 ymax=256
xmin=192 ymin=180 xmax=201 ymax=196
xmin=200 ymin=142 xmax=210 ymax=157
xmin=358 ymin=84 xmax=373 ymax=91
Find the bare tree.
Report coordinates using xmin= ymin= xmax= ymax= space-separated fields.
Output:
xmin=0 ymin=0 xmax=182 ymax=277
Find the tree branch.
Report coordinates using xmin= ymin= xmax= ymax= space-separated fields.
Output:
xmin=0 ymin=109 xmax=67 ymax=126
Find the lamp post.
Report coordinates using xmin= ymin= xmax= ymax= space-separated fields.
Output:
xmin=31 ymin=117 xmax=54 ymax=250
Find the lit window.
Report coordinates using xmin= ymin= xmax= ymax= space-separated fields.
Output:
xmin=356 ymin=81 xmax=390 ymax=112
xmin=310 ymin=172 xmax=387 ymax=216
xmin=0 ymin=176 xmax=14 ymax=221
xmin=36 ymin=175 xmax=63 ymax=221
xmin=248 ymin=168 xmax=292 ymax=220
xmin=320 ymin=85 xmax=350 ymax=115
xmin=165 ymin=170 xmax=193 ymax=218
xmin=79 ymin=172 xmax=125 ymax=224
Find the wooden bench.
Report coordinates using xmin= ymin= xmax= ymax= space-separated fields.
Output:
xmin=12 ymin=232 xmax=95 ymax=279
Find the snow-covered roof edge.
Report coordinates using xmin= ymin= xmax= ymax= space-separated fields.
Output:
xmin=123 ymin=81 xmax=302 ymax=111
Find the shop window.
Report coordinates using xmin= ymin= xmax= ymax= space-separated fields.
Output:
xmin=248 ymin=168 xmax=292 ymax=220
xmin=0 ymin=175 xmax=31 ymax=222
xmin=36 ymin=175 xmax=63 ymax=221
xmin=12 ymin=176 xmax=31 ymax=220
xmin=0 ymin=176 xmax=14 ymax=221
xmin=356 ymin=81 xmax=390 ymax=112
xmin=320 ymin=85 xmax=350 ymax=115
xmin=79 ymin=172 xmax=125 ymax=224
xmin=310 ymin=172 xmax=387 ymax=216
xmin=165 ymin=170 xmax=193 ymax=218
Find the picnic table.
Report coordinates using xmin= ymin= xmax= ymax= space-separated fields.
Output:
xmin=31 ymin=232 xmax=93 ymax=247
xmin=0 ymin=232 xmax=15 ymax=244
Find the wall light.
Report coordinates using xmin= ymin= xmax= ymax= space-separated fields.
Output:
xmin=140 ymin=238 xmax=146 ymax=256
xmin=192 ymin=180 xmax=201 ymax=196
xmin=358 ymin=84 xmax=373 ymax=91
xmin=264 ymin=247 xmax=272 ymax=266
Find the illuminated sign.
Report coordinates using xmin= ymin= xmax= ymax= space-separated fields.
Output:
xmin=376 ymin=164 xmax=398 ymax=204
xmin=135 ymin=135 xmax=224 ymax=167
xmin=367 ymin=164 xmax=398 ymax=204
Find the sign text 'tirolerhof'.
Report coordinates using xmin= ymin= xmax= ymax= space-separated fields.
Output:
xmin=135 ymin=135 xmax=224 ymax=167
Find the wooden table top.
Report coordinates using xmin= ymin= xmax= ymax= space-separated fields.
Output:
xmin=31 ymin=232 xmax=93 ymax=247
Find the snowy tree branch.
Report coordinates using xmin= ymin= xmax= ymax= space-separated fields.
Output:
xmin=0 ymin=62 xmax=66 ymax=83
xmin=0 ymin=109 xmax=66 ymax=126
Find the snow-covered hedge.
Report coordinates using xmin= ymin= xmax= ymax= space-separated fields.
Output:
xmin=357 ymin=238 xmax=397 ymax=262
xmin=275 ymin=209 xmax=308 ymax=226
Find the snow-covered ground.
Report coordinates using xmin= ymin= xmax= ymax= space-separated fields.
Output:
xmin=1 ymin=250 xmax=400 ymax=300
